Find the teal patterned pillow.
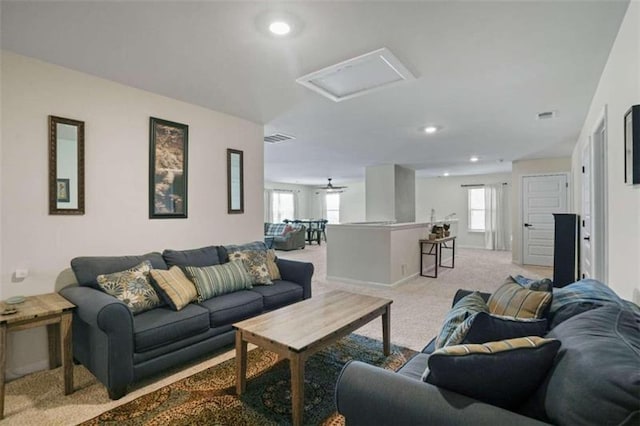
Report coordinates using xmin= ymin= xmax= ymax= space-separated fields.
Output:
xmin=96 ymin=260 xmax=161 ymax=314
xmin=228 ymin=250 xmax=273 ymax=285
xmin=435 ymin=292 xmax=488 ymax=349
xmin=184 ymin=261 xmax=253 ymax=301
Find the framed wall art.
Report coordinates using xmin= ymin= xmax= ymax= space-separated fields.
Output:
xmin=227 ymin=148 xmax=244 ymax=214
xmin=149 ymin=117 xmax=188 ymax=218
xmin=624 ymin=105 xmax=639 ymax=185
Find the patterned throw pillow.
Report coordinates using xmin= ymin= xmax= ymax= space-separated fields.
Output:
xmin=228 ymin=250 xmax=273 ymax=285
xmin=488 ymin=281 xmax=552 ymax=319
xmin=510 ymin=275 xmax=553 ymax=292
xmin=96 ymin=260 xmax=161 ymax=314
xmin=266 ymin=249 xmax=281 ymax=281
xmin=150 ymin=266 xmax=198 ymax=311
xmin=446 ymin=312 xmax=548 ymax=347
xmin=435 ymin=292 xmax=488 ymax=349
xmin=183 ymin=261 xmax=253 ymax=301
xmin=423 ymin=336 xmax=561 ymax=409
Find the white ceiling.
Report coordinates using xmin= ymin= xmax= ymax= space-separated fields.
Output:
xmin=1 ymin=1 xmax=629 ymax=185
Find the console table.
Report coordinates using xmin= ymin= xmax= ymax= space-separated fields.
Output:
xmin=0 ymin=293 xmax=75 ymax=419
xmin=419 ymin=236 xmax=456 ymax=278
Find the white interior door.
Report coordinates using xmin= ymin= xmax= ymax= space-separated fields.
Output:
xmin=581 ymin=141 xmax=593 ymax=279
xmin=522 ymin=174 xmax=568 ymax=266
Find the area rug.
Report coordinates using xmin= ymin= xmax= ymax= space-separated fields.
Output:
xmin=81 ymin=334 xmax=416 ymax=425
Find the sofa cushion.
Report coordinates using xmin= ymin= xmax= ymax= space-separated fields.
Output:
xmin=71 ymin=252 xmax=168 ymax=289
xmin=548 ymin=278 xmax=625 ymax=328
xmin=449 ymin=312 xmax=548 ymax=346
xmin=96 ymin=260 xmax=162 ymax=315
xmin=487 ymin=281 xmax=551 ymax=319
xmin=397 ymin=353 xmax=429 ymax=381
xmin=435 ymin=292 xmax=488 ymax=349
xmin=162 ymin=246 xmax=221 ymax=268
xmin=522 ymin=305 xmax=640 ymax=426
xmin=133 ymin=304 xmax=210 ymax=352
xmin=197 ymin=290 xmax=264 ymax=327
xmin=184 ymin=262 xmax=253 ymax=301
xmin=250 ymin=280 xmax=303 ymax=310
xmin=227 ymin=250 xmax=273 ymax=285
xmin=424 ymin=336 xmax=561 ymax=409
xmin=150 ymin=266 xmax=198 ymax=311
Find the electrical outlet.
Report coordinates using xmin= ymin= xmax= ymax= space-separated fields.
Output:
xmin=15 ymin=269 xmax=29 ymax=279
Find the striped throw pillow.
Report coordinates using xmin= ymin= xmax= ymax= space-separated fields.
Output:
xmin=266 ymin=249 xmax=281 ymax=281
xmin=150 ymin=266 xmax=198 ymax=311
xmin=184 ymin=261 xmax=253 ymax=301
xmin=435 ymin=292 xmax=488 ymax=349
xmin=488 ymin=282 xmax=551 ymax=319
xmin=423 ymin=336 xmax=561 ymax=409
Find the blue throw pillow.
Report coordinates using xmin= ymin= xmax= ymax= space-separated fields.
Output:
xmin=435 ymin=292 xmax=488 ymax=349
xmin=549 ymin=279 xmax=624 ymax=328
xmin=447 ymin=312 xmax=548 ymax=346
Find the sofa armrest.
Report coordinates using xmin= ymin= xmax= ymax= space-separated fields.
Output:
xmin=59 ymin=286 xmax=134 ymax=397
xmin=453 ymin=289 xmax=491 ymax=307
xmin=336 ymin=361 xmax=550 ymax=426
xmin=276 ymin=258 xmax=314 ymax=299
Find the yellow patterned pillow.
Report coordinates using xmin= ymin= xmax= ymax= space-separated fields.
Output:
xmin=487 ymin=282 xmax=551 ymax=318
xmin=266 ymin=249 xmax=281 ymax=281
xmin=150 ymin=266 xmax=197 ymax=311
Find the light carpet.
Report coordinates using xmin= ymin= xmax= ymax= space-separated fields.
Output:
xmin=1 ymin=246 xmax=551 ymax=424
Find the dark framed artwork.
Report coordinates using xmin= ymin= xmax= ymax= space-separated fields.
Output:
xmin=227 ymin=148 xmax=244 ymax=214
xmin=149 ymin=117 xmax=188 ymax=218
xmin=56 ymin=178 xmax=70 ymax=202
xmin=624 ymin=105 xmax=640 ymax=185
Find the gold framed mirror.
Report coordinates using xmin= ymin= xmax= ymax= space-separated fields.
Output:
xmin=49 ymin=115 xmax=85 ymax=215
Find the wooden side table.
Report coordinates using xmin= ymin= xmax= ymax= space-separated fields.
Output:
xmin=419 ymin=236 xmax=457 ymax=278
xmin=0 ymin=293 xmax=75 ymax=419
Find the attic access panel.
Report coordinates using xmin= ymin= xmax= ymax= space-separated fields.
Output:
xmin=296 ymin=48 xmax=415 ymax=102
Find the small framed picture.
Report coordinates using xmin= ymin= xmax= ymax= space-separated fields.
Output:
xmin=624 ymin=105 xmax=640 ymax=185
xmin=57 ymin=178 xmax=70 ymax=202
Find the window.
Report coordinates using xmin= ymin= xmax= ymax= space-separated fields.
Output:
xmin=468 ymin=188 xmax=485 ymax=231
xmin=272 ymin=191 xmax=294 ymax=223
xmin=326 ymin=193 xmax=340 ymax=224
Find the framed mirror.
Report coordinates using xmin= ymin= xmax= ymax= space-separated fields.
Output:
xmin=227 ymin=148 xmax=244 ymax=214
xmin=49 ymin=116 xmax=85 ymax=215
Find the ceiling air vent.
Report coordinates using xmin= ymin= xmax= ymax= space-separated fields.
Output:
xmin=264 ymin=133 xmax=295 ymax=144
xmin=296 ymin=47 xmax=416 ymax=102
xmin=537 ymin=111 xmax=557 ymax=120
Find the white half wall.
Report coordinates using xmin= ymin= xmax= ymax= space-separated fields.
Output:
xmin=571 ymin=2 xmax=639 ymax=302
xmin=416 ymin=173 xmax=512 ymax=248
xmin=511 ymin=158 xmax=571 ymax=264
xmin=1 ymin=51 xmax=264 ymax=377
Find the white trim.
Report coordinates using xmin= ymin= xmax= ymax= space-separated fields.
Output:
xmin=326 ymin=272 xmax=419 ymax=288
xmin=589 ymin=105 xmax=609 ymax=282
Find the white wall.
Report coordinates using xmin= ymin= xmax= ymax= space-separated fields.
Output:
xmin=1 ymin=51 xmax=264 ymax=377
xmin=416 ymin=173 xmax=512 ymax=248
xmin=394 ymin=165 xmax=416 ymax=223
xmin=365 ymin=164 xmax=396 ymax=221
xmin=571 ymin=2 xmax=639 ymax=302
xmin=511 ymin=158 xmax=572 ymax=264
xmin=339 ymin=181 xmax=366 ymax=223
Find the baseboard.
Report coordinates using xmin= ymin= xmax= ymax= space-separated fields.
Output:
xmin=326 ymin=272 xmax=419 ymax=288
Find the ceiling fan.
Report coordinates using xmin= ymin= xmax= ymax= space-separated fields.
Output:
xmin=317 ymin=178 xmax=347 ymax=193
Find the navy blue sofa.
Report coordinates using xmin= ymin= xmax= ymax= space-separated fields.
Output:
xmin=59 ymin=247 xmax=313 ymax=399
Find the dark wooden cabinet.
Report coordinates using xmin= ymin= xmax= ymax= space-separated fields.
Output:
xmin=552 ymin=213 xmax=580 ymax=287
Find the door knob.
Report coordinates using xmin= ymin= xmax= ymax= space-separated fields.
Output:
xmin=583 ymin=236 xmax=591 ymax=241
xmin=524 ymin=223 xmax=533 ymax=227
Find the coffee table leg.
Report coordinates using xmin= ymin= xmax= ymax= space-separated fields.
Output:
xmin=382 ymin=305 xmax=391 ymax=356
xmin=235 ymin=330 xmax=247 ymax=395
xmin=61 ymin=312 xmax=74 ymax=395
xmin=290 ymin=354 xmax=305 ymax=426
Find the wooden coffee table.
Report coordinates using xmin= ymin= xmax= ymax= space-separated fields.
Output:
xmin=234 ymin=290 xmax=392 ymax=426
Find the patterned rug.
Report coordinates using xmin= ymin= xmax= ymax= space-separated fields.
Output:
xmin=81 ymin=334 xmax=416 ymax=425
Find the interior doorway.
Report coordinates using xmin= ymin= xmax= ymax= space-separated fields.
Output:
xmin=522 ymin=174 xmax=569 ymax=266
xmin=581 ymin=107 xmax=608 ymax=281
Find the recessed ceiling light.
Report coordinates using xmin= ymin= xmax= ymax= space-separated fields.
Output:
xmin=269 ymin=21 xmax=291 ymax=35
xmin=443 ymin=172 xmax=450 ymax=177
xmin=424 ymin=126 xmax=438 ymax=134
xmin=470 ymin=156 xmax=479 ymax=162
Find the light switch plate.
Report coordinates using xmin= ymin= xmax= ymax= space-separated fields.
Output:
xmin=15 ymin=269 xmax=28 ymax=279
